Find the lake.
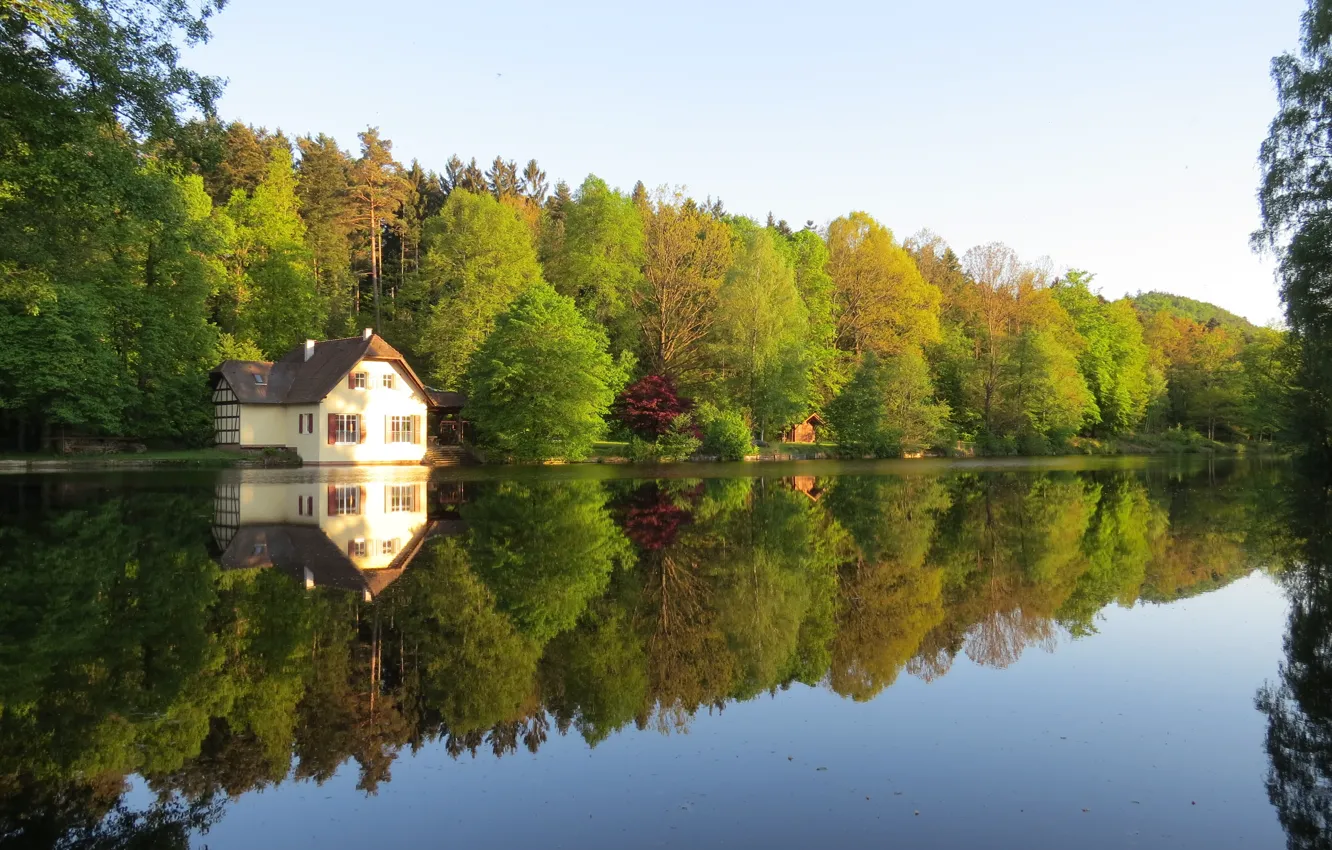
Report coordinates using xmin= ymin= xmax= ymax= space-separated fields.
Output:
xmin=0 ymin=456 xmax=1325 ymax=849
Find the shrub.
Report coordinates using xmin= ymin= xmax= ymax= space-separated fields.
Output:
xmin=698 ymin=404 xmax=753 ymax=461
xmin=612 ymin=375 xmax=693 ymax=439
xmin=1018 ymin=432 xmax=1050 ymax=456
xmin=656 ymin=414 xmax=702 ymax=460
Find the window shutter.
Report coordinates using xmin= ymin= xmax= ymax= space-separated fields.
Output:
xmin=297 ymin=415 xmax=303 ymax=435
xmin=413 ymin=415 xmax=421 ymax=444
xmin=327 ymin=485 xmax=336 ymax=515
xmin=327 ymin=414 xmax=337 ymax=445
xmin=385 ymin=415 xmax=390 ymax=444
xmin=348 ymin=372 xmax=356 ymax=389
xmin=358 ymin=486 xmax=367 ymax=513
xmin=348 ymin=539 xmax=356 ymax=557
xmin=307 ymin=495 xmax=314 ymax=516
xmin=358 ymin=414 xmax=367 ymax=443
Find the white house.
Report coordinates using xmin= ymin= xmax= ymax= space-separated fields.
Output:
xmin=210 ymin=330 xmax=442 ymax=465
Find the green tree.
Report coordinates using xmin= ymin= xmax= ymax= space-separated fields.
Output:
xmin=295 ymin=134 xmax=355 ymax=334
xmin=346 ymin=128 xmax=409 ymax=325
xmin=880 ymin=348 xmax=951 ymax=450
xmin=713 ymin=224 xmax=808 ymax=438
xmin=417 ymin=189 xmax=543 ymax=388
xmin=221 ymin=145 xmax=323 ymax=357
xmin=1053 ymin=271 xmax=1155 ymax=433
xmin=544 ymin=175 xmax=645 ymax=352
xmin=780 ymin=227 xmax=845 ymax=405
xmin=465 ymin=282 xmax=621 ymax=460
xmin=1254 ymin=0 xmax=1332 ymax=461
xmin=823 ymin=354 xmax=898 ymax=457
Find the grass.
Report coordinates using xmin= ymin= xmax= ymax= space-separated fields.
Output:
xmin=0 ymin=447 xmax=277 ymax=466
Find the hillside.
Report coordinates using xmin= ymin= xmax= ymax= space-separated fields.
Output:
xmin=1130 ymin=291 xmax=1262 ymax=336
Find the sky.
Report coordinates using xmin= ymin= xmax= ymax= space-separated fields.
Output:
xmin=187 ymin=0 xmax=1303 ymax=325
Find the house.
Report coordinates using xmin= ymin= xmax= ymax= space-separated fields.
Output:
xmin=211 ymin=329 xmax=444 ymax=465
xmin=212 ymin=470 xmax=460 ymax=601
xmin=784 ymin=413 xmax=824 ymax=444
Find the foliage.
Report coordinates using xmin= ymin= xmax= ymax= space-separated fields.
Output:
xmin=823 ymin=354 xmax=899 ymax=457
xmin=1254 ymin=0 xmax=1332 ymax=461
xmin=612 ymin=374 xmax=693 ymax=440
xmin=633 ymin=189 xmax=733 ymax=385
xmin=417 ymin=189 xmax=543 ymax=388
xmin=465 ymin=282 xmax=618 ymax=461
xmin=826 ymin=212 xmax=942 ymax=357
xmin=696 ymin=403 xmax=752 ymax=460
xmin=712 ymin=224 xmax=808 ymax=439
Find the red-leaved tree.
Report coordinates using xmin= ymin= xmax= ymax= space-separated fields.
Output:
xmin=612 ymin=374 xmax=693 ymax=439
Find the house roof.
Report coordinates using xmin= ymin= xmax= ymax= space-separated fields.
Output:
xmin=425 ymin=389 xmax=467 ymax=410
xmin=218 ymin=520 xmax=462 ymax=598
xmin=211 ymin=333 xmax=438 ymax=406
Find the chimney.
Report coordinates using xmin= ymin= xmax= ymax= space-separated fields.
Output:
xmin=304 ymin=339 xmax=316 ymax=361
xmin=363 ymin=327 xmax=373 ymax=340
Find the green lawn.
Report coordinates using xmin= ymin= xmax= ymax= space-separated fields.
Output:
xmin=0 ymin=448 xmax=259 ymax=465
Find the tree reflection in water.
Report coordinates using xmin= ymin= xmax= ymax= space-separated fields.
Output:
xmin=0 ymin=461 xmax=1304 ymax=846
xmin=1257 ymin=474 xmax=1332 ymax=850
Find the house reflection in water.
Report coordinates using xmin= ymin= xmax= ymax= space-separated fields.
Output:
xmin=212 ymin=469 xmax=460 ymax=601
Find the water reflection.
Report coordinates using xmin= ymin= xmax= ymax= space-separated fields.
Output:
xmin=212 ymin=470 xmax=446 ymax=601
xmin=0 ymin=460 xmax=1309 ymax=847
xmin=1256 ymin=476 xmax=1332 ymax=850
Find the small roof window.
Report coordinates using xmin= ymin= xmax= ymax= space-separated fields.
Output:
xmin=253 ymin=374 xmax=266 ymax=385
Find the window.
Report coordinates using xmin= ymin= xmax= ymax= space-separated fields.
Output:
xmin=349 ymin=372 xmax=367 ymax=389
xmin=386 ymin=484 xmax=418 ymax=513
xmin=297 ymin=494 xmax=314 ymax=516
xmin=305 ymin=413 xmax=313 ymax=433
xmin=253 ymin=374 xmax=266 ymax=385
xmin=335 ymin=414 xmax=359 ymax=444
xmin=298 ymin=413 xmax=314 ymax=435
xmin=348 ymin=539 xmax=367 ymax=558
xmin=330 ymin=485 xmax=361 ymax=516
xmin=252 ymin=543 xmax=267 ymax=556
xmin=381 ymin=538 xmax=399 ymax=556
xmin=387 ymin=415 xmax=416 ymax=444
xmin=382 ymin=373 xmax=395 ymax=389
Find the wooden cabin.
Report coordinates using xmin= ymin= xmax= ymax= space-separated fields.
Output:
xmin=784 ymin=413 xmax=824 ymax=444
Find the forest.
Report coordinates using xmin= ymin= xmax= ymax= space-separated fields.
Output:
xmin=0 ymin=1 xmax=1300 ymax=458
xmin=0 ymin=462 xmax=1298 ymax=845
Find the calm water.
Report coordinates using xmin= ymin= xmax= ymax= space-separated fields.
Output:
xmin=0 ymin=457 xmax=1326 ymax=849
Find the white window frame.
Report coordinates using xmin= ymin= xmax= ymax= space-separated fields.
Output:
xmin=332 ymin=485 xmax=360 ymax=516
xmin=388 ymin=415 xmax=415 ymax=444
xmin=335 ymin=414 xmax=359 ymax=444
xmin=350 ymin=372 xmax=368 ymax=389
xmin=380 ymin=538 xmax=399 ymax=556
xmin=385 ymin=484 xmax=418 ymax=513
xmin=349 ymin=538 xmax=367 ymax=558
xmin=382 ymin=372 xmax=395 ymax=389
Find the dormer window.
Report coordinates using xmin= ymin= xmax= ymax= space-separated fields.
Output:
xmin=253 ymin=374 xmax=266 ymax=385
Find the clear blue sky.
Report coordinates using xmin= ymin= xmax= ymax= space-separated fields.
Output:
xmin=188 ymin=0 xmax=1302 ymax=325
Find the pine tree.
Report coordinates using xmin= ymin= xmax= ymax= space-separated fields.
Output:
xmin=295 ymin=133 xmax=354 ymax=330
xmin=485 ymin=156 xmax=520 ymax=199
xmin=346 ymin=128 xmax=410 ymax=328
xmin=521 ymin=159 xmax=548 ymax=203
